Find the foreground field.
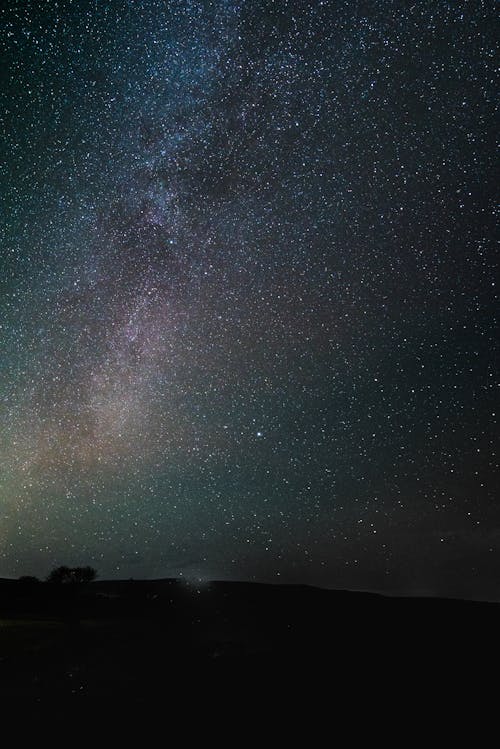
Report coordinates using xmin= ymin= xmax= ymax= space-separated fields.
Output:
xmin=1 ymin=578 xmax=498 ymax=712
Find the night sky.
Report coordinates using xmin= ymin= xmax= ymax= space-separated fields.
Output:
xmin=1 ymin=1 xmax=497 ymax=599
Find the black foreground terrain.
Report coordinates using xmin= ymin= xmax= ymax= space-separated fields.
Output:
xmin=1 ymin=578 xmax=497 ymax=715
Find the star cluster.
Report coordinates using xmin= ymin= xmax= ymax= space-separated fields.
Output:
xmin=0 ymin=1 xmax=497 ymax=598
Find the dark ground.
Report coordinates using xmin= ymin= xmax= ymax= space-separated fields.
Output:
xmin=0 ymin=578 xmax=497 ymax=721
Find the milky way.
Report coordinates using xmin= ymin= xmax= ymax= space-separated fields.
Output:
xmin=1 ymin=1 xmax=497 ymax=598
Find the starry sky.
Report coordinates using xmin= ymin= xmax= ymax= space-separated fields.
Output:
xmin=1 ymin=0 xmax=498 ymax=599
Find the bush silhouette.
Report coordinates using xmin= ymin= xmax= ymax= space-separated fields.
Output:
xmin=47 ymin=565 xmax=97 ymax=584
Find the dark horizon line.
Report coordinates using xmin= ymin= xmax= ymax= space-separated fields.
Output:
xmin=3 ymin=574 xmax=499 ymax=604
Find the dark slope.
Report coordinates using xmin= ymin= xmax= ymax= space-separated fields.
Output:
xmin=1 ymin=578 xmax=498 ymax=712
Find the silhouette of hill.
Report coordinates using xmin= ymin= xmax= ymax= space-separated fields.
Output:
xmin=0 ymin=577 xmax=497 ymax=715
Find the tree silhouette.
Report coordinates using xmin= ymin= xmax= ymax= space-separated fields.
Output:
xmin=47 ymin=565 xmax=97 ymax=584
xmin=46 ymin=566 xmax=97 ymax=634
xmin=74 ymin=565 xmax=97 ymax=583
